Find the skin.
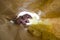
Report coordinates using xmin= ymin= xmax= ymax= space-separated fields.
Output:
xmin=14 ymin=14 xmax=32 ymax=25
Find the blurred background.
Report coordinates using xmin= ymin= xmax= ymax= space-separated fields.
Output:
xmin=0 ymin=0 xmax=60 ymax=40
